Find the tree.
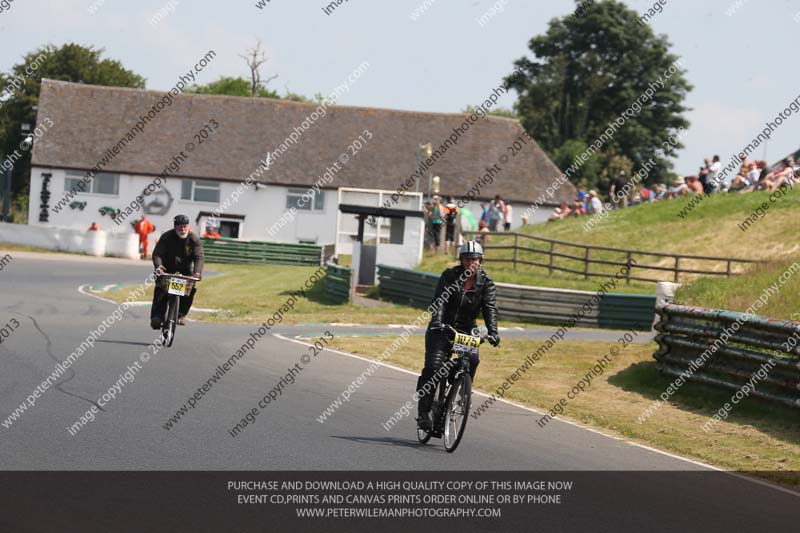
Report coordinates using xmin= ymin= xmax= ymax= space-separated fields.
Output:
xmin=0 ymin=43 xmax=145 ymax=205
xmin=239 ymin=40 xmax=278 ymax=97
xmin=504 ymin=0 xmax=691 ymax=186
xmin=553 ymin=139 xmax=603 ymax=187
xmin=461 ymin=105 xmax=519 ymax=119
xmin=186 ymin=76 xmax=279 ymax=98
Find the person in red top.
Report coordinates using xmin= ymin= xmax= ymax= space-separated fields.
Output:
xmin=88 ymin=222 xmax=99 ymax=231
xmin=202 ymin=223 xmax=222 ymax=239
xmin=134 ymin=215 xmax=156 ymax=259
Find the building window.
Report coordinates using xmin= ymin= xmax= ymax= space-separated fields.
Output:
xmin=286 ymin=188 xmax=324 ymax=211
xmin=181 ymin=179 xmax=221 ymax=203
xmin=64 ymin=171 xmax=119 ymax=195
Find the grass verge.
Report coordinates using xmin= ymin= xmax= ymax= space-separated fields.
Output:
xmin=322 ymin=335 xmax=800 ymax=488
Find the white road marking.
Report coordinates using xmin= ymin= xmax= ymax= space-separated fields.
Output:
xmin=273 ymin=333 xmax=800 ymax=497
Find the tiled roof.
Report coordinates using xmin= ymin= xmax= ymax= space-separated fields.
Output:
xmin=32 ymin=79 xmax=572 ymax=204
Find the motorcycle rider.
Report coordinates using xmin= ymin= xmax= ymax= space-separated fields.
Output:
xmin=416 ymin=241 xmax=500 ymax=431
xmin=150 ymin=214 xmax=204 ymax=329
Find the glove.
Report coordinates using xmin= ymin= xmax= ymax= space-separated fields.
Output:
xmin=487 ymin=334 xmax=500 ymax=347
xmin=193 ymin=272 xmax=202 ymax=281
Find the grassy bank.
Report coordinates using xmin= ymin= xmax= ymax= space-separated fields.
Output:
xmin=676 ymin=258 xmax=800 ymax=320
xmin=420 ymin=188 xmax=800 ymax=294
xmin=322 ymin=335 xmax=800 ymax=487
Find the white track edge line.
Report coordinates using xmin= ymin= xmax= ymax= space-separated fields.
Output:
xmin=273 ymin=333 xmax=800 ymax=497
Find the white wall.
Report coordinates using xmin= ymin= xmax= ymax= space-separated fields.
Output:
xmin=28 ymin=168 xmax=338 ymax=246
xmin=0 ymin=223 xmax=139 ymax=258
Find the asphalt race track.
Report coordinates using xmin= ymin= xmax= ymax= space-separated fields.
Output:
xmin=0 ymin=252 xmax=797 ymax=531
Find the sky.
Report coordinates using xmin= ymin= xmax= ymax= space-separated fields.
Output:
xmin=2 ymin=0 xmax=800 ymax=177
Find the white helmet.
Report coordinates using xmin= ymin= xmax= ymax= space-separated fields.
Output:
xmin=459 ymin=241 xmax=484 ymax=259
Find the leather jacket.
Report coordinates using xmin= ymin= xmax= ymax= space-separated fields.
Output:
xmin=428 ymin=265 xmax=498 ymax=337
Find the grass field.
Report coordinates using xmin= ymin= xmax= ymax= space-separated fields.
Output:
xmin=321 ymin=334 xmax=800 ymax=488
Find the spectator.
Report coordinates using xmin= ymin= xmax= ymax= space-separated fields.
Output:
xmin=488 ymin=195 xmax=504 ymax=231
xmin=477 ymin=220 xmax=491 ymax=245
xmin=698 ymin=158 xmax=712 ymax=193
xmin=443 ymin=197 xmax=459 ymax=255
xmin=588 ymin=190 xmax=603 ymax=214
xmin=709 ymin=155 xmax=723 ymax=191
xmin=548 ymin=201 xmax=572 ymax=221
xmin=752 ymin=160 xmax=771 ymax=191
xmin=134 ymin=214 xmax=156 ymax=259
xmin=202 ymin=224 xmax=221 ymax=239
xmin=570 ymin=199 xmax=586 ymax=216
xmin=503 ymin=202 xmax=513 ymax=231
xmin=610 ymin=171 xmax=630 ymax=209
xmin=479 ymin=202 xmax=490 ymax=225
xmin=429 ymin=196 xmax=444 ymax=253
xmin=88 ymin=222 xmax=99 ymax=231
xmin=768 ymin=158 xmax=795 ymax=190
xmin=685 ymin=175 xmax=704 ymax=194
xmin=730 ymin=161 xmax=756 ymax=192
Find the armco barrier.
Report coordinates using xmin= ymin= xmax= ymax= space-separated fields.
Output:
xmin=0 ymin=223 xmax=138 ymax=259
xmin=654 ymin=304 xmax=800 ymax=408
xmin=377 ymin=264 xmax=654 ymax=330
xmin=201 ymin=238 xmax=321 ymax=266
xmin=324 ymin=263 xmax=351 ymax=304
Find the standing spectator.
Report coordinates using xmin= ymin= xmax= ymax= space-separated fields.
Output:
xmin=698 ymin=158 xmax=712 ymax=193
xmin=610 ymin=171 xmax=630 ymax=209
xmin=503 ymin=202 xmax=513 ymax=231
xmin=479 ymin=202 xmax=490 ymax=225
xmin=429 ymin=196 xmax=444 ymax=253
xmin=134 ymin=214 xmax=156 ymax=259
xmin=488 ymin=195 xmax=504 ymax=231
xmin=709 ymin=155 xmax=723 ymax=191
xmin=477 ymin=220 xmax=491 ymax=246
xmin=443 ymin=197 xmax=459 ymax=255
xmin=88 ymin=222 xmax=99 ymax=231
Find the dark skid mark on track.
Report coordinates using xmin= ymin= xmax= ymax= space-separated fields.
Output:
xmin=13 ymin=313 xmax=105 ymax=412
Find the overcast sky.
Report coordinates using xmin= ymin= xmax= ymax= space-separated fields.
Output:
xmin=2 ymin=0 xmax=799 ymax=177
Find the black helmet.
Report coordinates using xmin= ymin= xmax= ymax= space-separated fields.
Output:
xmin=173 ymin=214 xmax=190 ymax=226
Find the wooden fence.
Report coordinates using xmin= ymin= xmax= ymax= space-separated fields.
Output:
xmin=462 ymin=231 xmax=760 ymax=284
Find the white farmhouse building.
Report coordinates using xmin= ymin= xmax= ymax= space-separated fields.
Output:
xmin=28 ymin=80 xmax=571 ymax=264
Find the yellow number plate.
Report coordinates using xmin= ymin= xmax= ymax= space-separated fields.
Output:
xmin=168 ymin=278 xmax=187 ymax=296
xmin=454 ymin=332 xmax=480 ymax=347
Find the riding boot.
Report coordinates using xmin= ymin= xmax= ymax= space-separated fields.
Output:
xmin=416 ymin=373 xmax=433 ymax=429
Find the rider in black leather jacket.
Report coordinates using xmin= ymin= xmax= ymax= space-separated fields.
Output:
xmin=416 ymin=241 xmax=500 ymax=430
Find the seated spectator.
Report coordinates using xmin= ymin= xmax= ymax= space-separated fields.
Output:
xmin=769 ymin=158 xmax=796 ymax=190
xmin=664 ymin=178 xmax=687 ymax=199
xmin=654 ymin=183 xmax=668 ymax=200
xmin=685 ymin=175 xmax=704 ymax=194
xmin=752 ymin=160 xmax=771 ymax=191
xmin=570 ymin=199 xmax=586 ymax=216
xmin=88 ymin=222 xmax=99 ymax=231
xmin=588 ymin=190 xmax=603 ymax=214
xmin=548 ymin=200 xmax=572 ymax=221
